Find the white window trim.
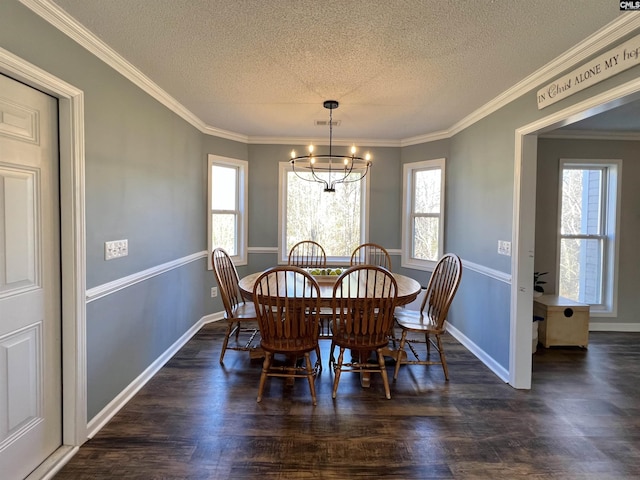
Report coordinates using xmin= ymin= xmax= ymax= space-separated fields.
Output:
xmin=207 ymin=154 xmax=248 ymax=267
xmin=557 ymin=158 xmax=621 ymax=316
xmin=277 ymin=161 xmax=370 ymax=265
xmin=401 ymin=158 xmax=446 ymax=271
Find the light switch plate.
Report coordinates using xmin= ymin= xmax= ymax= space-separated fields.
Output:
xmin=498 ymin=240 xmax=511 ymax=256
xmin=105 ymin=239 xmax=128 ymax=260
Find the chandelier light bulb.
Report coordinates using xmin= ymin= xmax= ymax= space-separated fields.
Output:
xmin=290 ymin=150 xmax=296 ymax=159
xmin=310 ymin=157 xmax=315 ymax=165
xmin=365 ymin=152 xmax=371 ymax=162
xmin=343 ymin=158 xmax=349 ymax=166
xmin=308 ymin=144 xmax=314 ymax=154
xmin=351 ymin=145 xmax=357 ymax=155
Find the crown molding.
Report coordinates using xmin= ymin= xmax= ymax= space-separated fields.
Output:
xmin=22 ymin=1 xmax=640 ymax=147
xmin=248 ymin=136 xmax=401 ymax=147
xmin=447 ymin=13 xmax=640 ymax=138
xmin=399 ymin=129 xmax=452 ymax=147
xmin=539 ymin=129 xmax=640 ymax=141
xmin=201 ymin=124 xmax=249 ymax=143
xmin=20 ymin=0 xmax=249 ymax=144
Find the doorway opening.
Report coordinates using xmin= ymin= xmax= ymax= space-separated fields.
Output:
xmin=510 ymin=77 xmax=640 ymax=389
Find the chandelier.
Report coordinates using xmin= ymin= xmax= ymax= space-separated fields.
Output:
xmin=290 ymin=100 xmax=371 ymax=192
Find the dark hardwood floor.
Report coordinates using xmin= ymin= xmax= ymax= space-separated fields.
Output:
xmin=54 ymin=322 xmax=640 ymax=479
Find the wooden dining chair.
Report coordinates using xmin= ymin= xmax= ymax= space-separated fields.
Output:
xmin=350 ymin=243 xmax=394 ymax=345
xmin=212 ymin=248 xmax=259 ymax=364
xmin=288 ymin=240 xmax=327 ymax=268
xmin=288 ymin=240 xmax=330 ymax=341
xmin=350 ymin=242 xmax=392 ymax=270
xmin=252 ymin=266 xmax=321 ymax=405
xmin=393 ymin=253 xmax=462 ymax=381
xmin=330 ymin=265 xmax=398 ymax=399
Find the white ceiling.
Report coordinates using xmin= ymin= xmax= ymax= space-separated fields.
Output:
xmin=50 ymin=0 xmax=622 ymax=143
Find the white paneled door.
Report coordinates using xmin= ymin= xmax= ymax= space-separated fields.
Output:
xmin=0 ymin=74 xmax=61 ymax=478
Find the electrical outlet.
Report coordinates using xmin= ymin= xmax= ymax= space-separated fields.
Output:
xmin=105 ymin=239 xmax=128 ymax=260
xmin=211 ymin=287 xmax=218 ymax=298
xmin=497 ymin=240 xmax=511 ymax=256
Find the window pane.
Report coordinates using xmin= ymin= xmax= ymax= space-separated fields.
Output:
xmin=211 ymin=165 xmax=237 ymax=210
xmin=286 ymin=171 xmax=361 ymax=257
xmin=560 ymin=168 xmax=602 ymax=235
xmin=413 ymin=217 xmax=439 ymax=261
xmin=414 ymin=169 xmax=441 ymax=214
xmin=212 ymin=213 xmax=236 ymax=255
xmin=559 ymin=237 xmax=602 ymax=304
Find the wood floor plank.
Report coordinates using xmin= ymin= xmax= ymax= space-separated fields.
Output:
xmin=54 ymin=323 xmax=640 ymax=479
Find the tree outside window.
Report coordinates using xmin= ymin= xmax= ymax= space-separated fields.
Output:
xmin=279 ymin=165 xmax=368 ymax=263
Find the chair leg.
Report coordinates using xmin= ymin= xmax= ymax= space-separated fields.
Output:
xmin=394 ymin=330 xmax=408 ymax=380
xmin=377 ymin=348 xmax=391 ymax=399
xmin=332 ymin=347 xmax=345 ymax=399
xmin=329 ymin=340 xmax=336 ymax=366
xmin=315 ymin=345 xmax=323 ymax=372
xmin=234 ymin=321 xmax=241 ymax=341
xmin=304 ymin=352 xmax=317 ymax=406
xmin=425 ymin=332 xmax=431 ymax=355
xmin=257 ymin=352 xmax=272 ymax=403
xmin=435 ymin=334 xmax=449 ymax=381
xmin=219 ymin=322 xmax=233 ymax=364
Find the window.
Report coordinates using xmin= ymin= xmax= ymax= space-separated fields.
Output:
xmin=558 ymin=159 xmax=621 ymax=314
xmin=208 ymin=155 xmax=248 ymax=266
xmin=402 ymin=158 xmax=445 ymax=270
xmin=278 ymin=162 xmax=369 ymax=263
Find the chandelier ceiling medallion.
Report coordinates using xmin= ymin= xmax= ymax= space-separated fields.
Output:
xmin=290 ymin=100 xmax=371 ymax=192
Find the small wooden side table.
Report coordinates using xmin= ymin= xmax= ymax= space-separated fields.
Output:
xmin=533 ymin=294 xmax=590 ymax=348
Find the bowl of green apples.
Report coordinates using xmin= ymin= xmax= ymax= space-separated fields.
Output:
xmin=307 ymin=267 xmax=345 ymax=284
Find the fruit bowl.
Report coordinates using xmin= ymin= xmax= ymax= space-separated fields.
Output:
xmin=306 ymin=267 xmax=346 ymax=284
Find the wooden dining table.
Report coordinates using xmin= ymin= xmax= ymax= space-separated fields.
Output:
xmin=239 ymin=269 xmax=421 ymax=306
xmin=238 ymin=268 xmax=421 ymax=388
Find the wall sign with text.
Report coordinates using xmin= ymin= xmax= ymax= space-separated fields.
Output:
xmin=537 ymin=33 xmax=640 ymax=109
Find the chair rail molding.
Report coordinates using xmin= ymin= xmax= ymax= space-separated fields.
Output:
xmin=86 ymin=251 xmax=207 ymax=303
xmin=248 ymin=246 xmax=278 ymax=254
xmin=461 ymin=259 xmax=511 ymax=284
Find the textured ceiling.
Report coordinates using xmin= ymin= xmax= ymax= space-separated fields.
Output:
xmin=51 ymin=0 xmax=622 ymax=142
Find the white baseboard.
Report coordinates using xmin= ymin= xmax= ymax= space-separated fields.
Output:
xmin=86 ymin=311 xmax=224 ymax=438
xmin=590 ymin=322 xmax=640 ymax=332
xmin=446 ymin=321 xmax=510 ymax=383
xmin=26 ymin=445 xmax=78 ymax=480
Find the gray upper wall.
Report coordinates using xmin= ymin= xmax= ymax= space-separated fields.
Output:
xmin=446 ymin=53 xmax=640 ymax=275
xmin=439 ymin=38 xmax=640 ymax=368
xmin=0 ymin=0 xmax=239 ymax=416
xmin=1 ymin=0 xmax=238 ymax=289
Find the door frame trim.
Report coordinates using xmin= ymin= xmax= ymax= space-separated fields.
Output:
xmin=510 ymin=76 xmax=640 ymax=389
xmin=0 ymin=47 xmax=87 ymax=447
